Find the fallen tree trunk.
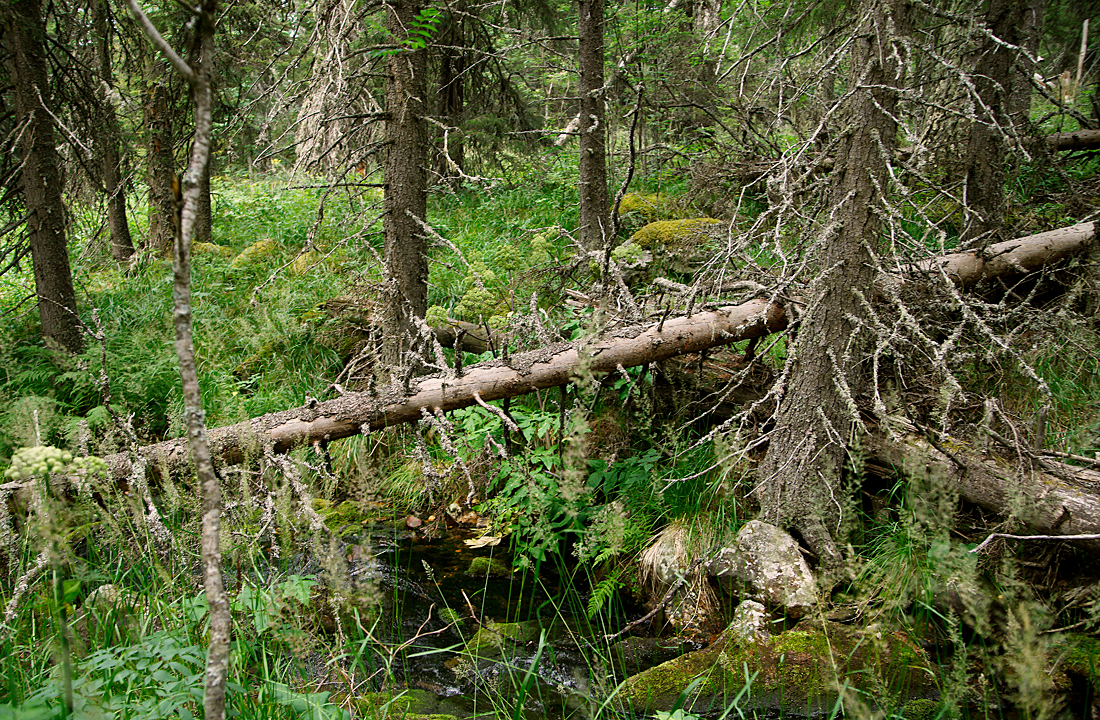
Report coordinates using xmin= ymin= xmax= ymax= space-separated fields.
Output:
xmin=885 ymin=221 xmax=1096 ymax=292
xmin=868 ymin=435 xmax=1100 ymax=554
xmin=1046 ymin=128 xmax=1100 ymax=152
xmin=102 ymin=299 xmax=788 ymax=483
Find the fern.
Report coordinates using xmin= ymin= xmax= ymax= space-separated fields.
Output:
xmin=586 ymin=568 xmax=623 ymax=620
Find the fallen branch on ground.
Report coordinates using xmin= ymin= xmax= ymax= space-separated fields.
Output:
xmin=869 ymin=435 xmax=1100 ymax=555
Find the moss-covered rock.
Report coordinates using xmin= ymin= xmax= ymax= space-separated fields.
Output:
xmin=230 ymin=238 xmax=279 ymax=268
xmin=313 ymin=498 xmax=370 ymax=537
xmin=629 ymin=218 xmax=723 ymax=251
xmin=617 ymin=193 xmax=689 ymax=223
xmin=465 ymin=556 xmax=511 ymax=578
xmin=193 ymin=241 xmax=232 ymax=257
xmin=620 ymin=619 xmax=938 ymax=716
xmin=351 ymin=688 xmax=444 ymax=718
xmin=291 ymin=250 xmax=321 ymax=276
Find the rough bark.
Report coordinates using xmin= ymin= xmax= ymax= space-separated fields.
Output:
xmin=383 ymin=0 xmax=430 ymax=353
xmin=4 ymin=0 xmax=84 ymax=355
xmin=100 ymin=300 xmax=788 ymax=484
xmin=868 ymin=436 xmax=1100 ymax=555
xmin=577 ymin=0 xmax=610 ymax=250
xmin=888 ymin=221 xmax=1097 ymax=292
xmin=128 ymin=1 xmax=227 ymax=718
xmin=960 ymin=0 xmax=1027 ymax=246
xmin=145 ymin=71 xmax=178 ymax=257
xmin=94 ymin=0 xmax=135 ymax=264
xmin=754 ymin=0 xmax=908 ymax=573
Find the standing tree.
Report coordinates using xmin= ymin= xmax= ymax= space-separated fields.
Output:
xmin=93 ymin=0 xmax=136 ymax=263
xmin=384 ymin=0 xmax=430 ymax=345
xmin=127 ymin=2 xmax=227 ymax=718
xmin=577 ymin=0 xmax=610 ymax=250
xmin=960 ymin=0 xmax=1031 ymax=246
xmin=753 ymin=0 xmax=910 ymax=576
xmin=2 ymin=0 xmax=84 ymax=354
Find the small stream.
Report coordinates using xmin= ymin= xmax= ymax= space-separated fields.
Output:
xmin=330 ymin=519 xmax=666 ymax=719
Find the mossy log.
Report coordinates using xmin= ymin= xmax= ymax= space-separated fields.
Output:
xmin=867 ymin=435 xmax=1100 ymax=554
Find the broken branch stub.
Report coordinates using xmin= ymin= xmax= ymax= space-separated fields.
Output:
xmin=105 ymin=299 xmax=787 ymax=482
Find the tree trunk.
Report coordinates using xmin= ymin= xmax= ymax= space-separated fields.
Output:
xmin=94 ymin=0 xmax=135 ymax=264
xmin=126 ymin=0 xmax=228 ymax=717
xmin=754 ymin=0 xmax=909 ymax=574
xmin=145 ymin=68 xmax=178 ymax=257
xmin=383 ymin=0 xmax=430 ymax=355
xmin=577 ymin=0 xmax=610 ymax=250
xmin=435 ymin=8 xmax=466 ymax=184
xmin=960 ymin=0 xmax=1028 ymax=246
xmin=4 ymin=0 xmax=84 ymax=355
xmin=195 ymin=157 xmax=212 ymax=244
xmin=99 ymin=300 xmax=787 ymax=484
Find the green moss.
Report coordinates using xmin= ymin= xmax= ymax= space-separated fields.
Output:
xmin=193 ymin=241 xmax=232 ymax=257
xmin=230 ymin=238 xmax=279 ymax=268
xmin=1055 ymin=633 xmax=1100 ymax=678
xmin=313 ymin=499 xmax=369 ymax=536
xmin=621 ymin=620 xmax=939 ymax=715
xmin=629 ymin=219 xmax=723 ymax=251
xmin=617 ymin=193 xmax=688 ymax=222
xmin=465 ymin=556 xmax=511 ymax=577
xmin=900 ymin=698 xmax=941 ymax=720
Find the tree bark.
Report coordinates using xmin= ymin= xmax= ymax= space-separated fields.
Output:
xmin=753 ymin=0 xmax=909 ymax=573
xmin=577 ymin=0 xmax=610 ymax=250
xmin=94 ymin=0 xmax=135 ymax=264
xmin=1046 ymin=129 xmax=1100 ymax=152
xmin=383 ymin=0 xmax=430 ymax=359
xmin=145 ymin=68 xmax=178 ymax=257
xmin=960 ymin=0 xmax=1027 ymax=246
xmin=128 ymin=1 xmax=227 ymax=717
xmin=3 ymin=0 xmax=84 ymax=355
xmin=904 ymin=221 xmax=1097 ymax=289
xmin=100 ymin=299 xmax=788 ymax=483
xmin=867 ymin=436 xmax=1100 ymax=555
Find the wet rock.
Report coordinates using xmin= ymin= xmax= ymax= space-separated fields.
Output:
xmin=728 ymin=599 xmax=769 ymax=642
xmin=406 ymin=515 xmax=423 ymax=528
xmin=710 ymin=520 xmax=817 ymax=618
xmin=620 ymin=618 xmax=938 ymax=716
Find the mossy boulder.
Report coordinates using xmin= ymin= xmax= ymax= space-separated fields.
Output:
xmin=617 ymin=193 xmax=689 ymax=223
xmin=462 ymin=619 xmax=545 ymax=658
xmin=313 ymin=498 xmax=370 ymax=537
xmin=291 ymin=250 xmax=321 ymax=276
xmin=193 ymin=241 xmax=232 ymax=257
xmin=629 ymin=218 xmax=723 ymax=252
xmin=465 ymin=556 xmax=511 ymax=578
xmin=620 ymin=619 xmax=938 ymax=716
xmin=230 ymin=238 xmax=279 ymax=268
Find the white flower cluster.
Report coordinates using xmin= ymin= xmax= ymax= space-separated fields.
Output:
xmin=4 ymin=446 xmax=107 ymax=481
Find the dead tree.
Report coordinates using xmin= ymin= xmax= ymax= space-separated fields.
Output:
xmin=753 ymin=0 xmax=910 ymax=576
